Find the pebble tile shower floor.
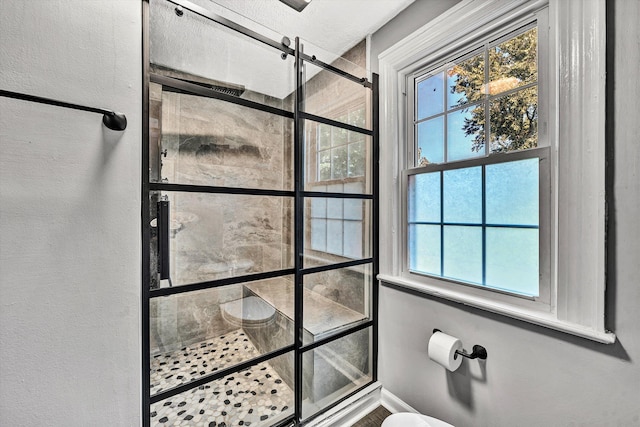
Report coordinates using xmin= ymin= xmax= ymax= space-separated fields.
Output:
xmin=150 ymin=329 xmax=293 ymax=426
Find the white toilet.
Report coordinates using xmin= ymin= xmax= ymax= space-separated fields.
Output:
xmin=220 ymin=296 xmax=276 ymax=329
xmin=382 ymin=412 xmax=454 ymax=427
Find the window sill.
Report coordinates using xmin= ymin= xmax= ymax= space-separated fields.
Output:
xmin=377 ymin=273 xmax=616 ymax=344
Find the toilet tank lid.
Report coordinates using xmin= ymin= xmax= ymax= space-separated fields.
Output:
xmin=221 ymin=296 xmax=276 ymax=322
xmin=382 ymin=413 xmax=454 ymax=427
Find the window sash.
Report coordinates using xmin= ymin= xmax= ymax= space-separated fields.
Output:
xmin=407 ymin=21 xmax=542 ymax=168
xmin=402 ymin=146 xmax=551 ymax=304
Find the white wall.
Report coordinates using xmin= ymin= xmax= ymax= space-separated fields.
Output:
xmin=369 ymin=0 xmax=461 ymax=74
xmin=0 ymin=1 xmax=141 ymax=425
xmin=373 ymin=1 xmax=640 ymax=426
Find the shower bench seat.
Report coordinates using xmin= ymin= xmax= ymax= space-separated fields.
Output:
xmin=244 ymin=278 xmax=367 ymax=341
xmin=241 ymin=278 xmax=370 ymax=405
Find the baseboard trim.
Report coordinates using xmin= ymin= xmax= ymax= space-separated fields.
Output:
xmin=380 ymin=388 xmax=418 ymax=414
xmin=305 ymin=382 xmax=382 ymax=427
xmin=302 ymin=384 xmax=419 ymax=426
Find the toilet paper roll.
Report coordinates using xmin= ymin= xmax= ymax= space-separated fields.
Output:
xmin=428 ymin=331 xmax=463 ymax=372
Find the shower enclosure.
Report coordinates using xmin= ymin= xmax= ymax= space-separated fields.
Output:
xmin=142 ymin=1 xmax=378 ymax=426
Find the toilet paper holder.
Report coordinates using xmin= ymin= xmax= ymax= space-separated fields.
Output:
xmin=433 ymin=329 xmax=488 ymax=360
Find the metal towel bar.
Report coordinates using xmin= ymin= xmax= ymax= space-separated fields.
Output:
xmin=0 ymin=89 xmax=127 ymax=131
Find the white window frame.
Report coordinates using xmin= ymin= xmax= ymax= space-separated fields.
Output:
xmin=378 ymin=0 xmax=615 ymax=343
xmin=404 ymin=20 xmax=549 ymax=309
xmin=305 ymin=95 xmax=372 ymax=264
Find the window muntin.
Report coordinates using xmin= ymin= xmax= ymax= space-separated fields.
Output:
xmin=407 ymin=24 xmax=543 ymax=299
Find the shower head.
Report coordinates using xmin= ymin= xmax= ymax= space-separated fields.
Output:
xmin=150 ymin=64 xmax=245 ymax=97
xmin=202 ymin=82 xmax=245 ymax=97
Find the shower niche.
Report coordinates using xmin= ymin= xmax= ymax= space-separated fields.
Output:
xmin=144 ymin=1 xmax=378 ymax=426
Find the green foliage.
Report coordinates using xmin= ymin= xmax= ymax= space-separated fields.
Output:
xmin=450 ymin=28 xmax=538 ymax=154
xmin=317 ymin=106 xmax=366 ymax=181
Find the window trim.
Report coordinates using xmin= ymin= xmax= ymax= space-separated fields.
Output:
xmin=403 ymin=19 xmax=549 ymax=310
xmin=377 ymin=0 xmax=614 ymax=343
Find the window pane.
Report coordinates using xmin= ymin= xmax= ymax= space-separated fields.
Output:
xmin=343 ymin=181 xmax=365 ymax=194
xmin=417 ymin=72 xmax=444 ymax=119
xmin=151 ymin=351 xmax=294 ymax=427
xmin=327 ymin=196 xmax=343 ymax=219
xmin=311 ymin=197 xmax=327 ymax=218
xmin=489 ymin=27 xmax=537 ymax=95
xmin=344 ymin=198 xmax=363 ymax=220
xmin=408 ymin=224 xmax=441 ymax=276
xmin=417 ymin=116 xmax=444 ymax=165
xmin=326 ymin=219 xmax=343 ymax=255
xmin=486 ymin=158 xmax=539 ymax=226
xmin=490 ymin=87 xmax=538 ymax=153
xmin=333 ymin=126 xmax=348 ymax=147
xmin=348 ymin=139 xmax=366 ymax=177
xmin=447 ymin=106 xmax=485 ymax=161
xmin=318 ymin=124 xmax=331 ymax=150
xmin=443 ymin=226 xmax=482 ymax=284
xmin=343 ymin=221 xmax=363 ymax=259
xmin=310 ymin=219 xmax=327 ymax=251
xmin=348 ymin=107 xmax=366 ymax=128
xmin=486 ymin=227 xmax=539 ymax=296
xmin=408 ymin=172 xmax=440 ymax=223
xmin=331 ymin=146 xmax=348 ymax=179
xmin=447 ymin=52 xmax=485 ymax=108
xmin=443 ymin=167 xmax=482 ymax=224
xmin=318 ymin=150 xmax=331 ymax=181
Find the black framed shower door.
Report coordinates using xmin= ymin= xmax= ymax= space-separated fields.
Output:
xmin=142 ymin=1 xmax=379 ymax=426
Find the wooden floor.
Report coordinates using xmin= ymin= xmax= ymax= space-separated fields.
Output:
xmin=351 ymin=406 xmax=392 ymax=427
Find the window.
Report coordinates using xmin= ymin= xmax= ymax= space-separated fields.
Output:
xmin=407 ymin=25 xmax=547 ymax=298
xmin=378 ymin=0 xmax=613 ymax=343
xmin=316 ymin=105 xmax=366 ymax=182
xmin=414 ymin=27 xmax=538 ymax=166
xmin=307 ymin=102 xmax=369 ymax=260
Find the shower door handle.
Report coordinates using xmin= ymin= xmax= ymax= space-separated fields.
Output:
xmin=157 ymin=199 xmax=170 ymax=280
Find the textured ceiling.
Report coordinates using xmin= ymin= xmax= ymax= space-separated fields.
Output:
xmin=208 ymin=0 xmax=415 ymax=56
xmin=150 ymin=0 xmax=415 ymax=99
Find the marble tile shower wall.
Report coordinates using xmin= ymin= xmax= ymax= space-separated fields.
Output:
xmin=302 ymin=40 xmax=368 ymax=119
xmin=303 ymin=268 xmax=365 ymax=314
xmin=150 ymin=86 xmax=293 ymax=356
xmin=151 ymin=287 xmax=241 ymax=355
xmin=160 ymin=91 xmax=292 ymax=190
xmin=149 ymin=39 xmax=368 ymax=357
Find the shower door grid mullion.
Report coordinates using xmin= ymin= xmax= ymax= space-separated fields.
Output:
xmin=143 ymin=2 xmax=378 ymax=426
xmin=293 ymin=36 xmax=305 ymax=426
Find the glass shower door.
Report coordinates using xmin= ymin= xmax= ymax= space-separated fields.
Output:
xmin=143 ymin=2 xmax=378 ymax=426
xmin=297 ymin=39 xmax=376 ymax=422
